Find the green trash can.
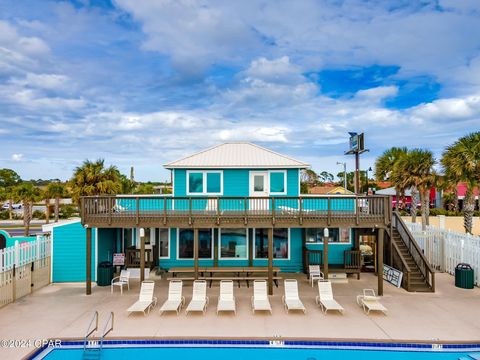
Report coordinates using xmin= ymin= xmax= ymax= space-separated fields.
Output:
xmin=97 ymin=261 xmax=113 ymax=286
xmin=455 ymin=263 xmax=474 ymax=289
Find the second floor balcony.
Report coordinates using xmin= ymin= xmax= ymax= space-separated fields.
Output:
xmin=80 ymin=195 xmax=392 ymax=229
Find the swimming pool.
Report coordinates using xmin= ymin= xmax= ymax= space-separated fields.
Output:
xmin=30 ymin=339 xmax=480 ymax=360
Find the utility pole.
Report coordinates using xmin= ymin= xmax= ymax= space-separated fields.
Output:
xmin=337 ymin=162 xmax=347 ymax=193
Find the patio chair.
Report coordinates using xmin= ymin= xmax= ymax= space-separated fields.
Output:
xmin=356 ymin=289 xmax=387 ymax=315
xmin=282 ymin=279 xmax=306 ymax=314
xmin=126 ymin=280 xmax=157 ymax=316
xmin=111 ymin=270 xmax=130 ymax=294
xmin=308 ymin=265 xmax=324 ymax=287
xmin=185 ymin=280 xmax=209 ymax=315
xmin=159 ymin=280 xmax=185 ymax=315
xmin=251 ymin=280 xmax=272 ymax=314
xmin=217 ymin=280 xmax=236 ymax=315
xmin=316 ymin=280 xmax=344 ymax=314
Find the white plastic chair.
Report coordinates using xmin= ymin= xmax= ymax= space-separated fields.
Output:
xmin=111 ymin=270 xmax=130 ymax=294
xmin=308 ymin=265 xmax=324 ymax=287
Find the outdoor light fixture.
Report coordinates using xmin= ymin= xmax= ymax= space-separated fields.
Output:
xmin=323 ymin=228 xmax=329 ymax=238
xmin=139 ymin=228 xmax=145 ymax=238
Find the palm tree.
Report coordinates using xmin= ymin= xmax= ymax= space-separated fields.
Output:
xmin=47 ymin=182 xmax=65 ymax=222
xmin=14 ymin=183 xmax=40 ymax=236
xmin=70 ymin=159 xmax=123 ymax=205
xmin=42 ymin=188 xmax=51 ymax=224
xmin=441 ymin=132 xmax=480 ymax=234
xmin=374 ymin=147 xmax=408 ymax=210
xmin=393 ymin=149 xmax=436 ymax=231
xmin=0 ymin=168 xmax=22 ymax=220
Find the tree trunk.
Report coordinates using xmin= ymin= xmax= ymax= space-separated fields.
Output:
xmin=419 ymin=190 xmax=427 ymax=231
xmin=55 ymin=197 xmax=60 ymax=222
xmin=410 ymin=187 xmax=418 ymax=223
xmin=464 ymin=187 xmax=474 ymax=234
xmin=395 ymin=190 xmax=400 ymax=211
xmin=453 ymin=186 xmax=458 ymax=212
xmin=45 ymin=198 xmax=50 ymax=224
xmin=23 ymin=201 xmax=32 ymax=236
xmin=8 ymin=198 xmax=13 ymax=220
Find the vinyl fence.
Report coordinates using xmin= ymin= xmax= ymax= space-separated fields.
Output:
xmin=0 ymin=236 xmax=51 ymax=308
xmin=406 ymin=223 xmax=480 ymax=287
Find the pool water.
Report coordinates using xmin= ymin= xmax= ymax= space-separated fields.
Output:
xmin=39 ymin=346 xmax=475 ymax=360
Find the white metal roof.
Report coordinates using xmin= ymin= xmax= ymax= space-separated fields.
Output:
xmin=42 ymin=218 xmax=81 ymax=233
xmin=164 ymin=142 xmax=310 ymax=169
xmin=375 ymin=187 xmax=413 ymax=196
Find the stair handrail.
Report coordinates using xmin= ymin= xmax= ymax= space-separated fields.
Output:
xmin=392 ymin=212 xmax=435 ymax=291
xmin=100 ymin=311 xmax=114 ymax=350
xmin=83 ymin=310 xmax=98 ymax=350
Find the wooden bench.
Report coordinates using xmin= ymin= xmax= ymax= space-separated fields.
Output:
xmin=200 ymin=276 xmax=282 ymax=288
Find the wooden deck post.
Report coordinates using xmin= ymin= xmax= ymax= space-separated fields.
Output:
xmin=267 ymin=228 xmax=273 ymax=296
xmin=323 ymin=231 xmax=329 ymax=280
xmin=86 ymin=227 xmax=92 ymax=295
xmin=248 ymin=229 xmax=253 ymax=267
xmin=213 ymin=229 xmax=218 ymax=267
xmin=194 ymin=228 xmax=199 ymax=280
xmin=140 ymin=228 xmax=145 ymax=282
xmin=377 ymin=228 xmax=384 ymax=296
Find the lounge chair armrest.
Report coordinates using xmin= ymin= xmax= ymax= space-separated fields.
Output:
xmin=282 ymin=295 xmax=285 ymax=304
xmin=181 ymin=296 xmax=185 ymax=306
xmin=364 ymin=295 xmax=380 ymax=301
xmin=356 ymin=295 xmax=363 ymax=305
xmin=153 ymin=296 xmax=158 ymax=307
xmin=315 ymin=295 xmax=320 ymax=304
xmin=206 ymin=296 xmax=209 ymax=305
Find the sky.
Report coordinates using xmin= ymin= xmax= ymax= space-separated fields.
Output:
xmin=0 ymin=0 xmax=479 ymax=182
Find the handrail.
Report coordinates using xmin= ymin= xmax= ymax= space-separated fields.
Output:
xmin=83 ymin=311 xmax=98 ymax=350
xmin=100 ymin=312 xmax=114 ymax=350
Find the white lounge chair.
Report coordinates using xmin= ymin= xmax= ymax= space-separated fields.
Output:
xmin=111 ymin=270 xmax=130 ymax=294
xmin=126 ymin=280 xmax=157 ymax=316
xmin=159 ymin=280 xmax=185 ymax=315
xmin=251 ymin=280 xmax=272 ymax=314
xmin=356 ymin=289 xmax=387 ymax=315
xmin=185 ymin=280 xmax=209 ymax=315
xmin=316 ymin=280 xmax=344 ymax=314
xmin=217 ymin=280 xmax=236 ymax=315
xmin=308 ymin=265 xmax=324 ymax=287
xmin=282 ymin=279 xmax=306 ymax=314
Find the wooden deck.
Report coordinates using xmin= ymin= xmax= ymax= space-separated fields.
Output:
xmin=80 ymin=195 xmax=392 ymax=229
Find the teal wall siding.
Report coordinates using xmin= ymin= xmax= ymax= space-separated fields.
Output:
xmin=1 ymin=229 xmax=37 ymax=248
xmin=305 ymin=231 xmax=354 ymax=264
xmin=52 ymin=222 xmax=97 ymax=282
xmin=287 ymin=169 xmax=299 ymax=196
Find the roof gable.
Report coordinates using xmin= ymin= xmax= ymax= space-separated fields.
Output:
xmin=164 ymin=143 xmax=309 ymax=169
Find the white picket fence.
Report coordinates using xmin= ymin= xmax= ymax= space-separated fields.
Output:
xmin=406 ymin=223 xmax=480 ymax=287
xmin=0 ymin=236 xmax=51 ymax=308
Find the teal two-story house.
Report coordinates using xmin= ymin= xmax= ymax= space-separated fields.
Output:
xmin=44 ymin=142 xmax=393 ymax=294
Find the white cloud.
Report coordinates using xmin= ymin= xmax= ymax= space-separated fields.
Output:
xmin=11 ymin=154 xmax=23 ymax=161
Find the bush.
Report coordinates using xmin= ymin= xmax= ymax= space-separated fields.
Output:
xmin=429 ymin=208 xmax=462 ymax=216
xmin=32 ymin=210 xmax=45 ymax=219
xmin=59 ymin=205 xmax=78 ymax=219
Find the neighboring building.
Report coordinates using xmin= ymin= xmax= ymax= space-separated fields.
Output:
xmin=376 ymin=187 xmax=436 ymax=208
xmin=308 ymin=185 xmax=354 ymax=195
xmin=43 ymin=142 xmax=431 ymax=294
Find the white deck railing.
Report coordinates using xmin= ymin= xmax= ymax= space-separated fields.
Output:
xmin=406 ymin=223 xmax=480 ymax=287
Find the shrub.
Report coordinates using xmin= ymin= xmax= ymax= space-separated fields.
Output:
xmin=32 ymin=210 xmax=45 ymax=219
xmin=59 ymin=205 xmax=78 ymax=219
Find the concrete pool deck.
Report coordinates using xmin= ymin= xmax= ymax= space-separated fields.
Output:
xmin=1 ymin=273 xmax=479 ymax=359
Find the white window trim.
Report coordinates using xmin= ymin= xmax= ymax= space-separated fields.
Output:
xmin=158 ymin=228 xmax=170 ymax=259
xmin=218 ymin=228 xmax=249 ymax=260
xmin=305 ymin=228 xmax=352 ymax=245
xmin=186 ymin=170 xmax=223 ymax=196
xmin=252 ymin=228 xmax=290 ymax=260
xmin=176 ymin=228 xmax=214 ymax=260
xmin=269 ymin=170 xmax=287 ymax=195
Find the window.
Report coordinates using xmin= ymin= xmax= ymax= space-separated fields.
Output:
xmin=269 ymin=171 xmax=286 ymax=193
xmin=207 ymin=172 xmax=221 ymax=193
xmin=188 ymin=172 xmax=203 ymax=193
xmin=156 ymin=229 xmax=169 ymax=258
xmin=220 ymin=229 xmax=247 ymax=259
xmin=305 ymin=228 xmax=351 ymax=243
xmin=254 ymin=228 xmax=289 ymax=259
xmin=178 ymin=228 xmax=213 ymax=259
xmin=123 ymin=228 xmax=133 ymax=248
xmin=253 ymin=175 xmax=264 ymax=191
xmin=187 ymin=171 xmax=222 ymax=195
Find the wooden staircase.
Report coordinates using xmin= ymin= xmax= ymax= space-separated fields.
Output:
xmin=391 ymin=212 xmax=435 ymax=292
xmin=391 ymin=228 xmax=433 ymax=292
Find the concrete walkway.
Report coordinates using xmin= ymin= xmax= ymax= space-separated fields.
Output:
xmin=1 ymin=273 xmax=479 ymax=359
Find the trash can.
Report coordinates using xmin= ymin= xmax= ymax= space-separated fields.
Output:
xmin=455 ymin=263 xmax=474 ymax=289
xmin=97 ymin=261 xmax=113 ymax=286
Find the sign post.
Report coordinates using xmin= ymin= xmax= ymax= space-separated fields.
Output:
xmin=345 ymin=132 xmax=369 ymax=194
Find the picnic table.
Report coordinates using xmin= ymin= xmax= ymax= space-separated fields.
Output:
xmin=168 ymin=266 xmax=281 ymax=287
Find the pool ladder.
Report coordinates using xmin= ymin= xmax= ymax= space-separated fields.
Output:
xmin=83 ymin=311 xmax=114 ymax=358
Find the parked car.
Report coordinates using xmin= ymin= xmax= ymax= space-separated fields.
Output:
xmin=2 ymin=202 xmax=22 ymax=210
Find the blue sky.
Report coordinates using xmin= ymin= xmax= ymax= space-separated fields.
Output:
xmin=0 ymin=0 xmax=479 ymax=182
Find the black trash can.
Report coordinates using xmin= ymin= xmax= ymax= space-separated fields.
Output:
xmin=455 ymin=263 xmax=474 ymax=289
xmin=97 ymin=261 xmax=114 ymax=286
